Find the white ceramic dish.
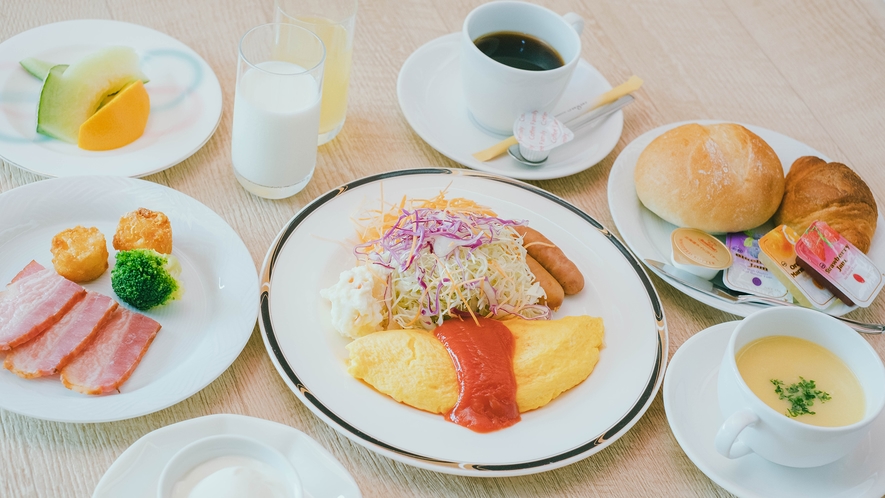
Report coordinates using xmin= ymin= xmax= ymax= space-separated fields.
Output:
xmin=607 ymin=120 xmax=885 ymax=317
xmin=0 ymin=20 xmax=223 ymax=177
xmin=664 ymin=321 xmax=885 ymax=497
xmin=396 ymin=33 xmax=623 ymax=181
xmin=93 ymin=414 xmax=360 ymax=498
xmin=157 ymin=434 xmax=302 ymax=498
xmin=0 ymin=176 xmax=258 ymax=423
xmin=259 ymin=168 xmax=667 ymax=476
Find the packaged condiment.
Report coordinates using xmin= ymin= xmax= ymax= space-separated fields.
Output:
xmin=513 ymin=111 xmax=574 ymax=162
xmin=795 ymin=221 xmax=884 ymax=307
xmin=758 ymin=225 xmax=836 ymax=310
xmin=669 ymin=227 xmax=732 ymax=279
xmin=723 ymin=229 xmax=789 ymax=299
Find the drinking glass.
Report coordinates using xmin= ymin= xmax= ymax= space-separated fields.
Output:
xmin=274 ymin=0 xmax=357 ymax=145
xmin=231 ymin=23 xmax=325 ymax=199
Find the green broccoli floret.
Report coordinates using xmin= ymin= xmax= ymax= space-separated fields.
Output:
xmin=111 ymin=249 xmax=183 ymax=310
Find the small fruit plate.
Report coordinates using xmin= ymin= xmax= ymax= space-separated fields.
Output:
xmin=0 ymin=20 xmax=223 ymax=178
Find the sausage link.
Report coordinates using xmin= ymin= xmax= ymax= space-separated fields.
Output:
xmin=525 ymin=255 xmax=564 ymax=310
xmin=516 ymin=226 xmax=584 ymax=295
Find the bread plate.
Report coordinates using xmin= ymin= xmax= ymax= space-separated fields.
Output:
xmin=607 ymin=120 xmax=885 ymax=317
xmin=0 ymin=176 xmax=258 ymax=422
xmin=259 ymin=169 xmax=667 ymax=476
xmin=0 ymin=20 xmax=222 ymax=177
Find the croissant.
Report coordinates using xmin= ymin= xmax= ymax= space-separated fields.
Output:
xmin=774 ymin=156 xmax=878 ymax=253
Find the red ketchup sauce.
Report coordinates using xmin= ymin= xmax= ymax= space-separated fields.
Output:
xmin=433 ymin=317 xmax=520 ymax=432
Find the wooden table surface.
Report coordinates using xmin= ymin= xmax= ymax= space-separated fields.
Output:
xmin=2 ymin=0 xmax=885 ymax=496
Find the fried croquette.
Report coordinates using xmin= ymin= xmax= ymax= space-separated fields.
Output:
xmin=51 ymin=226 xmax=109 ymax=282
xmin=112 ymin=208 xmax=172 ymax=254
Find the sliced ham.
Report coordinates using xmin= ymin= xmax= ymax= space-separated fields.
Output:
xmin=0 ymin=261 xmax=86 ymax=350
xmin=4 ymin=292 xmax=118 ymax=378
xmin=60 ymin=308 xmax=161 ymax=395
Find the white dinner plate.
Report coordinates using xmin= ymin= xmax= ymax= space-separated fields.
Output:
xmin=664 ymin=321 xmax=885 ymax=498
xmin=0 ymin=20 xmax=223 ymax=177
xmin=396 ymin=33 xmax=623 ymax=181
xmin=607 ymin=120 xmax=885 ymax=317
xmin=259 ymin=168 xmax=667 ymax=476
xmin=92 ymin=414 xmax=361 ymax=498
xmin=0 ymin=176 xmax=258 ymax=422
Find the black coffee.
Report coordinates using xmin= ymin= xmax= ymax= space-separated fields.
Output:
xmin=473 ymin=31 xmax=565 ymax=71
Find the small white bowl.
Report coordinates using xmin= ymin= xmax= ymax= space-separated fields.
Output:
xmin=157 ymin=434 xmax=302 ymax=498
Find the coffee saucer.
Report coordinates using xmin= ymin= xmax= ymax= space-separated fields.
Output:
xmin=397 ymin=33 xmax=623 ymax=181
xmin=664 ymin=321 xmax=885 ymax=498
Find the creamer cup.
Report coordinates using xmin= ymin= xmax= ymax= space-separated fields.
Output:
xmin=669 ymin=227 xmax=732 ymax=280
xmin=716 ymin=307 xmax=885 ymax=467
xmin=513 ymin=111 xmax=574 ymax=162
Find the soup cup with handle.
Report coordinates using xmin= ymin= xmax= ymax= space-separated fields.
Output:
xmin=715 ymin=306 xmax=885 ymax=468
xmin=460 ymin=1 xmax=584 ymax=135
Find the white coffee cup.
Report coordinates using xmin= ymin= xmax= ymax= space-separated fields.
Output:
xmin=460 ymin=1 xmax=584 ymax=135
xmin=715 ymin=307 xmax=885 ymax=468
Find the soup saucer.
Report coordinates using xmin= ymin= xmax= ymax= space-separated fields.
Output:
xmin=664 ymin=321 xmax=885 ymax=498
xmin=396 ymin=33 xmax=623 ymax=181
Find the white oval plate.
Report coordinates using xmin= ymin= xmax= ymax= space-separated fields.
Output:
xmin=259 ymin=169 xmax=666 ymax=476
xmin=0 ymin=20 xmax=223 ymax=177
xmin=607 ymin=120 xmax=885 ymax=317
xmin=664 ymin=321 xmax=885 ymax=498
xmin=92 ymin=414 xmax=361 ymax=498
xmin=0 ymin=177 xmax=258 ymax=422
xmin=396 ymin=33 xmax=623 ymax=181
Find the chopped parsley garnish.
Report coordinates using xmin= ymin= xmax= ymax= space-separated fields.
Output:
xmin=771 ymin=377 xmax=831 ymax=418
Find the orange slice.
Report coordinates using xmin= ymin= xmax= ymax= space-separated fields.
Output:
xmin=77 ymin=80 xmax=150 ymax=151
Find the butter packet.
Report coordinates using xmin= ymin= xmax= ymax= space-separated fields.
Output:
xmin=758 ymin=225 xmax=836 ymax=310
xmin=795 ymin=220 xmax=884 ymax=307
xmin=723 ymin=229 xmax=789 ymax=299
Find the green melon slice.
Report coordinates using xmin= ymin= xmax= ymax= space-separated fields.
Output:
xmin=20 ymin=57 xmax=56 ymax=80
xmin=36 ymin=46 xmax=149 ymax=143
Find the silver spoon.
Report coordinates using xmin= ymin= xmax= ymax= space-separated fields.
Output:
xmin=508 ymin=95 xmax=635 ymax=166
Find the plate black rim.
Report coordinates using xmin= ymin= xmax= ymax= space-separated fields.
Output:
xmin=259 ymin=168 xmax=667 ymax=474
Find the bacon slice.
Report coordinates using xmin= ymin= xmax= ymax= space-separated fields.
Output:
xmin=0 ymin=262 xmax=86 ymax=350
xmin=10 ymin=260 xmax=45 ymax=284
xmin=4 ymin=292 xmax=118 ymax=378
xmin=60 ymin=308 xmax=161 ymax=395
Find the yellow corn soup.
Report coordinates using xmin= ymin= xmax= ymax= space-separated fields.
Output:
xmin=736 ymin=335 xmax=865 ymax=427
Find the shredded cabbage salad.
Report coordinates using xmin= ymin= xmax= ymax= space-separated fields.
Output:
xmin=353 ymin=192 xmax=549 ymax=329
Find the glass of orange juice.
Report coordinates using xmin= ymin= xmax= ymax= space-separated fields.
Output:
xmin=274 ymin=0 xmax=356 ymax=145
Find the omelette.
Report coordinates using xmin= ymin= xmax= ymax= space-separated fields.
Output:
xmin=345 ymin=315 xmax=605 ymax=414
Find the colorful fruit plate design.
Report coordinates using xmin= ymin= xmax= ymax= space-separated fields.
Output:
xmin=0 ymin=20 xmax=222 ymax=177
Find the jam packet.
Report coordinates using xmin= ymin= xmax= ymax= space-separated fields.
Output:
xmin=795 ymin=220 xmax=884 ymax=307
xmin=758 ymin=225 xmax=836 ymax=310
xmin=723 ymin=229 xmax=789 ymax=299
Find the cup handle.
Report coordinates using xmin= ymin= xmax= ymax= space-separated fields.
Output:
xmin=714 ymin=408 xmax=758 ymax=459
xmin=562 ymin=13 xmax=584 ymax=36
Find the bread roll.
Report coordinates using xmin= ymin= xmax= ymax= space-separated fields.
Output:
xmin=634 ymin=123 xmax=784 ymax=233
xmin=774 ymin=156 xmax=877 ymax=253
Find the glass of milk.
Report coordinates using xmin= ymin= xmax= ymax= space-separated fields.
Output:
xmin=231 ymin=23 xmax=325 ymax=199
